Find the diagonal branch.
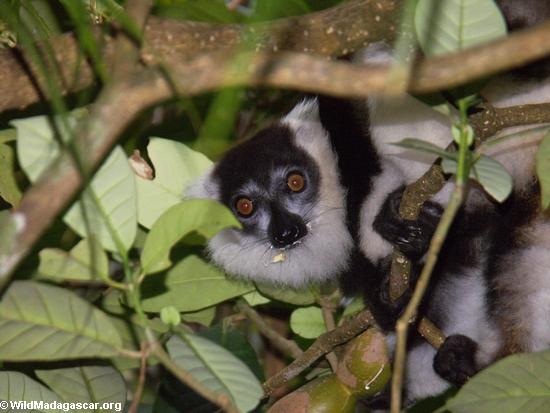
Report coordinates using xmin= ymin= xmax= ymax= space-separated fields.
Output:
xmin=0 ymin=0 xmax=398 ymax=112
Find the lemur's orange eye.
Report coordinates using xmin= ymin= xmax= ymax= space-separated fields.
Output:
xmin=236 ymin=198 xmax=254 ymax=216
xmin=287 ymin=173 xmax=305 ymax=192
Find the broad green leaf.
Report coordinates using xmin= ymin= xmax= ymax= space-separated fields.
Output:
xmin=415 ymin=0 xmax=507 ymax=56
xmin=13 ymin=113 xmax=136 ymax=252
xmin=201 ymin=324 xmax=264 ymax=381
xmin=391 ymin=138 xmax=457 ymax=160
xmin=470 ymin=155 xmax=513 ymax=202
xmin=256 ymin=282 xmax=317 ymax=306
xmin=290 ymin=306 xmax=326 ymax=339
xmin=442 ymin=155 xmax=513 ymax=202
xmin=0 ymin=371 xmax=65 ymax=413
xmin=140 ymin=199 xmax=240 ymax=275
xmin=135 ymin=138 xmax=212 ymax=229
xmin=167 ymin=334 xmax=263 ymax=413
xmin=0 ymin=143 xmax=22 ymax=206
xmin=141 ymin=255 xmax=253 ymax=312
xmin=536 ymin=132 xmax=550 ymax=210
xmin=181 ymin=306 xmax=216 ymax=327
xmin=0 ymin=281 xmax=123 ymax=360
xmin=13 ymin=112 xmax=82 ymax=181
xmin=440 ymin=350 xmax=550 ymax=413
xmin=63 ymin=146 xmax=137 ymax=252
xmin=36 ymin=366 xmax=126 ymax=412
xmin=242 ymin=290 xmax=271 ymax=306
xmin=37 ymin=239 xmax=109 ymax=282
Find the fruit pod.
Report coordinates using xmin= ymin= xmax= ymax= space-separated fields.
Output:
xmin=335 ymin=328 xmax=391 ymax=397
xmin=268 ymin=374 xmax=357 ymax=413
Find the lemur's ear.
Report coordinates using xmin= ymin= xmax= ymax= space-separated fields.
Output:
xmin=184 ymin=167 xmax=219 ymax=200
xmin=283 ymin=98 xmax=320 ymax=123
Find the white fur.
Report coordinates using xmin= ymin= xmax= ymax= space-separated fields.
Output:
xmin=405 ymin=265 xmax=502 ymax=402
xmin=184 ymin=166 xmax=220 ymax=199
xmin=359 ymin=160 xmax=405 ymax=262
xmin=494 ymin=219 xmax=550 ymax=351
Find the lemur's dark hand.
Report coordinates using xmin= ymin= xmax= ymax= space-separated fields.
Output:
xmin=373 ymin=187 xmax=443 ymax=259
xmin=434 ymin=334 xmax=479 ymax=386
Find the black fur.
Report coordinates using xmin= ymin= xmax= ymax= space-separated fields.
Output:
xmin=212 ymin=124 xmax=321 ymax=239
xmin=373 ymin=187 xmax=443 ymax=259
xmin=317 ymin=96 xmax=382 ymax=241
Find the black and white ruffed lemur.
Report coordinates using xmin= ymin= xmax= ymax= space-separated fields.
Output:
xmin=187 ymin=0 xmax=550 ymax=403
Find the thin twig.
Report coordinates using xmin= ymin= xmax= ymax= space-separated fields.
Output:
xmin=391 ymin=100 xmax=472 ymax=413
xmin=236 ymin=299 xmax=303 ymax=359
xmin=390 ymin=186 xmax=464 ymax=413
xmin=263 ymin=309 xmax=374 ymax=394
xmin=319 ymin=297 xmax=339 ymax=371
xmin=128 ymin=343 xmax=149 ymax=413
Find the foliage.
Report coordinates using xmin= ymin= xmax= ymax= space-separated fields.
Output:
xmin=0 ymin=0 xmax=549 ymax=413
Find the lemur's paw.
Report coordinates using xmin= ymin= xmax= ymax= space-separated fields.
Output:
xmin=373 ymin=187 xmax=443 ymax=258
xmin=369 ymin=270 xmax=413 ymax=331
xmin=434 ymin=334 xmax=479 ymax=386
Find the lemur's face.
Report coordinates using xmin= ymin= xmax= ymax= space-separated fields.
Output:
xmin=214 ymin=125 xmax=320 ymax=250
xmin=188 ymin=101 xmax=353 ymax=287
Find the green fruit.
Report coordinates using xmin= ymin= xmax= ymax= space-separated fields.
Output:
xmin=268 ymin=374 xmax=356 ymax=413
xmin=335 ymin=329 xmax=391 ymax=396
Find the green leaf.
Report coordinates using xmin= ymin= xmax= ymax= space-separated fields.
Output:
xmin=536 ymin=132 xmax=550 ymax=210
xmin=0 ymin=129 xmax=16 ymax=144
xmin=242 ymin=290 xmax=271 ymax=306
xmin=470 ymin=155 xmax=513 ymax=202
xmin=440 ymin=350 xmax=550 ymax=413
xmin=13 ymin=112 xmax=81 ymax=181
xmin=201 ymin=324 xmax=264 ymax=381
xmin=141 ymin=255 xmax=253 ymax=312
xmin=341 ymin=297 xmax=366 ymax=319
xmin=135 ymin=138 xmax=212 ymax=229
xmin=141 ymin=199 xmax=240 ymax=275
xmin=290 ymin=306 xmax=326 ymax=339
xmin=167 ymin=334 xmax=263 ymax=413
xmin=63 ymin=146 xmax=137 ymax=252
xmin=181 ymin=306 xmax=216 ymax=327
xmin=0 ymin=281 xmax=124 ymax=360
xmin=36 ymin=366 xmax=126 ymax=411
xmin=415 ymin=0 xmax=507 ymax=56
xmin=443 ymin=155 xmax=513 ymax=202
xmin=391 ymin=138 xmax=457 ymax=160
xmin=0 ymin=371 xmax=65 ymax=413
xmin=13 ymin=113 xmax=136 ymax=252
xmin=256 ymin=283 xmax=317 ymax=306
xmin=37 ymin=239 xmax=109 ymax=282
xmin=0 ymin=143 xmax=22 ymax=206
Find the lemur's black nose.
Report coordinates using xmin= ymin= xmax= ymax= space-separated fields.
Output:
xmin=269 ymin=206 xmax=308 ymax=248
xmin=272 ymin=224 xmax=307 ymax=248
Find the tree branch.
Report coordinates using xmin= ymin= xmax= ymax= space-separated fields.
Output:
xmin=0 ymin=0 xmax=398 ymax=112
xmin=263 ymin=309 xmax=374 ymax=395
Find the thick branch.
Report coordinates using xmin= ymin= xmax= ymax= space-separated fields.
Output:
xmin=0 ymin=0 xmax=398 ymax=112
xmin=263 ymin=309 xmax=374 ymax=395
